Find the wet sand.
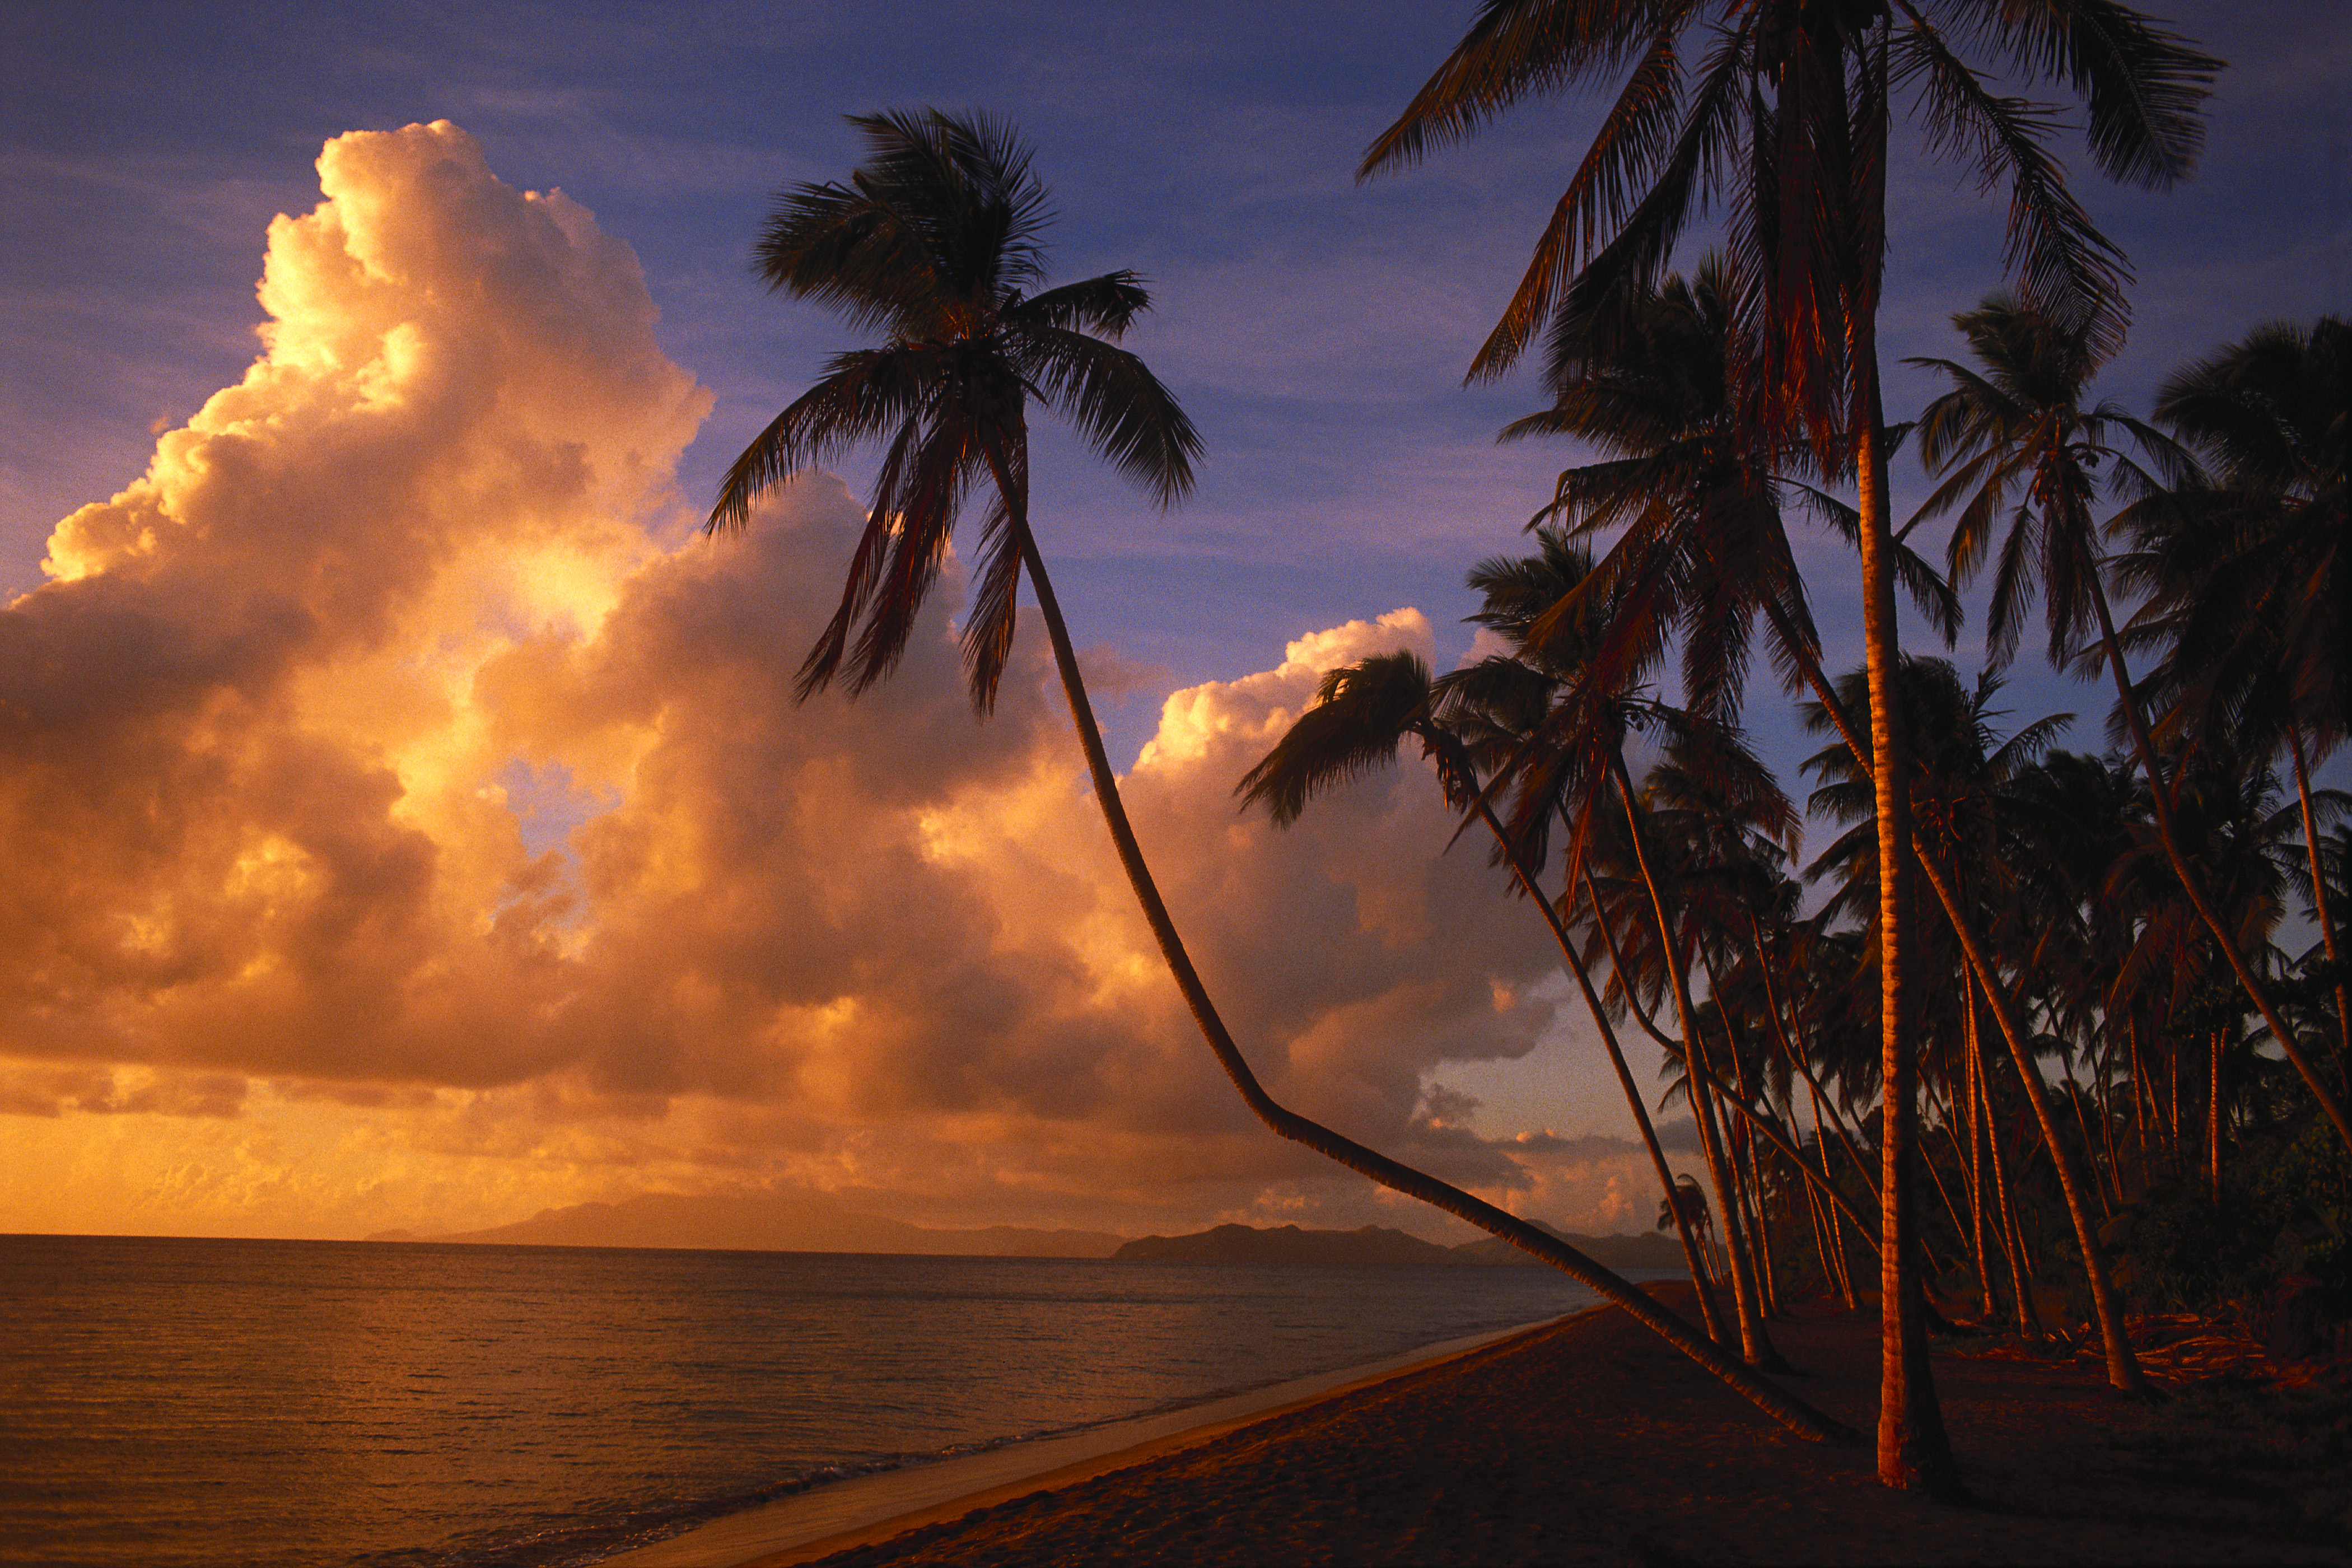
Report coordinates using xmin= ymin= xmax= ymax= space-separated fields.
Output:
xmin=600 ymin=1319 xmax=1557 ymax=1567
xmin=698 ymin=1282 xmax=2345 ymax=1567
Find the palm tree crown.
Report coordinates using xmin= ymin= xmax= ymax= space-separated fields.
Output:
xmin=1906 ymin=291 xmax=2181 ymax=671
xmin=708 ymin=108 xmax=1201 ymax=711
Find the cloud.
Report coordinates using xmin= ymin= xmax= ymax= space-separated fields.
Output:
xmin=0 ymin=122 xmax=1616 ymax=1243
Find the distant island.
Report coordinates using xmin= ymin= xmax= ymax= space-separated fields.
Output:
xmin=369 ymin=1200 xmax=1685 ymax=1270
xmin=366 ymin=1191 xmax=1123 ymax=1258
xmin=1113 ymin=1222 xmax=1685 ymax=1270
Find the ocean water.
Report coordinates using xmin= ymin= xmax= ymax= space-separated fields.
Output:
xmin=0 ymin=1234 xmax=1617 ymax=1567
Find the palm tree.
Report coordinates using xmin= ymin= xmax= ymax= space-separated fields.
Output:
xmin=712 ymin=108 xmax=1850 ymax=1444
xmin=1363 ymin=0 xmax=2217 ymax=1494
xmin=1457 ymin=531 xmax=1791 ymax=1369
xmin=1804 ymin=656 xmax=2149 ymax=1390
xmin=1911 ymin=297 xmax=2351 ymax=1156
xmin=2130 ymin=318 xmax=2350 ymax=1072
xmin=1236 ymin=648 xmax=1735 ymax=1349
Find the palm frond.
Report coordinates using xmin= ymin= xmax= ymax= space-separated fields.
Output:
xmin=1359 ymin=0 xmax=1673 ymax=177
xmin=1015 ymin=272 xmax=1152 ymax=339
xmin=1236 ymin=651 xmax=1436 ymax=825
xmin=1018 ymin=326 xmax=1202 ymax=505
xmin=1960 ymin=0 xmax=2220 ymax=190
xmin=1467 ymin=24 xmax=1690 ymax=382
xmin=1892 ymin=19 xmax=2132 ymax=361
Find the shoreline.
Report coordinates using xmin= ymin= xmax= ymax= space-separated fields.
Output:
xmin=598 ymin=1315 xmax=1577 ymax=1567
xmin=757 ymin=1282 xmax=2344 ymax=1566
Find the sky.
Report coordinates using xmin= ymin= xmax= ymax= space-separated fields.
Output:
xmin=1 ymin=1 xmax=2345 ymax=1244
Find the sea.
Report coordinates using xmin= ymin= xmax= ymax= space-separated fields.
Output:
xmin=0 ymin=1234 xmax=1623 ymax=1567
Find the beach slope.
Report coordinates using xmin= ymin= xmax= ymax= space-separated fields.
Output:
xmin=758 ymin=1282 xmax=2342 ymax=1566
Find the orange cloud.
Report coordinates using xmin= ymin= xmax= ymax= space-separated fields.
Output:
xmin=1 ymin=123 xmax=1636 ymax=1243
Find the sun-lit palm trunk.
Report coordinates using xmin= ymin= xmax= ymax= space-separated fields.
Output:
xmin=990 ymin=451 xmax=1855 ymax=1444
xmin=1766 ymin=587 xmax=2150 ymax=1391
xmin=1852 ymin=381 xmax=1962 ymax=1495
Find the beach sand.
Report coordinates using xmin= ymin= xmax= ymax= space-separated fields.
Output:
xmin=691 ymin=1281 xmax=2346 ymax=1567
xmin=601 ymin=1320 xmax=1550 ymax=1567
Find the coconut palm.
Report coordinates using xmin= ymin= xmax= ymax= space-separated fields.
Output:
xmin=1911 ymin=297 xmax=2351 ymax=1155
xmin=713 ymin=108 xmax=1848 ymax=1444
xmin=2130 ymin=318 xmax=2350 ymax=1068
xmin=1364 ymin=0 xmax=2216 ymax=1492
xmin=1235 ymin=648 xmax=1735 ymax=1349
xmin=1804 ymin=655 xmax=2149 ymax=1389
xmin=1457 ymin=531 xmax=1792 ymax=1369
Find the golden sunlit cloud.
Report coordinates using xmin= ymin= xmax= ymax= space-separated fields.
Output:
xmin=1 ymin=123 xmax=1660 ymax=1243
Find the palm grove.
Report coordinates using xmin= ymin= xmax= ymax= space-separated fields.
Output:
xmin=710 ymin=2 xmax=2344 ymax=1500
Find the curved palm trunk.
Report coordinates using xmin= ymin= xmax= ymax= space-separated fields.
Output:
xmin=1964 ymin=991 xmax=2033 ymax=1335
xmin=2086 ymin=582 xmax=2352 ymax=1154
xmin=1464 ymin=797 xmax=1734 ymax=1348
xmin=2209 ymin=1029 xmax=2223 ymax=1204
xmin=990 ymin=475 xmax=1854 ymax=1445
xmin=1959 ymin=1004 xmax=1995 ymax=1321
xmin=1606 ymin=756 xmax=1788 ymax=1372
xmin=2068 ymin=1075 xmax=2116 ymax=1221
xmin=1810 ymin=1083 xmax=1861 ymax=1308
xmin=1705 ymin=960 xmax=1781 ymax=1313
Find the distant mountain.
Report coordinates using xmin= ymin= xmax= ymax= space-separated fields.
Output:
xmin=366 ymin=1192 xmax=1124 ymax=1258
xmin=1115 ymin=1223 xmax=1466 ymax=1267
xmin=1106 ymin=1220 xmax=1690 ymax=1270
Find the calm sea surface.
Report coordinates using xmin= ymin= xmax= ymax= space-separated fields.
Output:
xmin=0 ymin=1234 xmax=1616 ymax=1567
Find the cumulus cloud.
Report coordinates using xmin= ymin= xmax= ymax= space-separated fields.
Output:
xmin=0 ymin=123 xmax=1631 ymax=1242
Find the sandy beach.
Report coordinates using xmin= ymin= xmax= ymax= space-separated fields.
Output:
xmin=660 ymin=1282 xmax=2348 ymax=1567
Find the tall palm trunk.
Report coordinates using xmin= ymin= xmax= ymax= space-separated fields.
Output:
xmin=1992 ymin=1100 xmax=2045 ymax=1337
xmin=991 ymin=474 xmax=1851 ymax=1444
xmin=1706 ymin=955 xmax=1789 ymax=1315
xmin=1765 ymin=581 xmax=2149 ymax=1393
xmin=1602 ymin=886 xmax=1878 ymax=1247
xmin=2085 ymin=581 xmax=2352 ymax=1154
xmin=1810 ymin=1082 xmax=1860 ymax=1308
xmin=2128 ymin=1015 xmax=2152 ymax=1163
xmin=1608 ymin=757 xmax=1787 ymax=1371
xmin=1852 ymin=364 xmax=1962 ymax=1491
xmin=2066 ymin=1072 xmax=2116 ymax=1219
xmin=1705 ymin=963 xmax=1779 ymax=1313
xmin=1962 ymin=1001 xmax=1995 ymax=1320
xmin=1967 ymin=987 xmax=2033 ymax=1336
xmin=2209 ymin=1029 xmax=2224 ymax=1204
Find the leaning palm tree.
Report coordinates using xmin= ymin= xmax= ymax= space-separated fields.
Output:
xmin=1363 ymin=0 xmax=2217 ymax=1494
xmin=1457 ymin=531 xmax=1791 ymax=1369
xmin=1235 ymin=648 xmax=1735 ymax=1350
xmin=712 ymin=108 xmax=1849 ymax=1443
